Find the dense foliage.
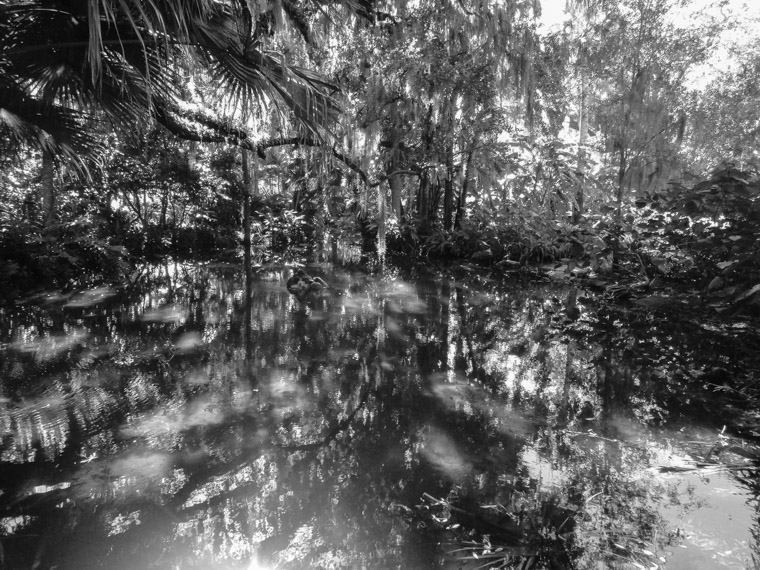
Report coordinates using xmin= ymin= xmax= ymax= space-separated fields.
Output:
xmin=0 ymin=0 xmax=759 ymax=300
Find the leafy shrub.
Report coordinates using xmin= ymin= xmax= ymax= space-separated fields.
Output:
xmin=632 ymin=165 xmax=760 ymax=310
xmin=0 ymin=217 xmax=128 ymax=297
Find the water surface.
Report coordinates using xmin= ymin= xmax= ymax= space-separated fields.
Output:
xmin=1 ymin=263 xmax=758 ymax=569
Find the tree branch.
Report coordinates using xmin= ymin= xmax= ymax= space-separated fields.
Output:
xmin=155 ymin=107 xmax=369 ymax=185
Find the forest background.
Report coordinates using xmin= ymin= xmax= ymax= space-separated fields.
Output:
xmin=1 ymin=0 xmax=760 ymax=311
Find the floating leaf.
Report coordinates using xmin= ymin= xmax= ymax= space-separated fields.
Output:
xmin=707 ymin=276 xmax=723 ymax=291
xmin=736 ymin=283 xmax=760 ymax=302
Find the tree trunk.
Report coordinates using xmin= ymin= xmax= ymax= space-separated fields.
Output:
xmin=416 ymin=104 xmax=436 ymax=233
xmin=612 ymin=146 xmax=627 ymax=266
xmin=455 ymin=143 xmax=476 ymax=229
xmin=41 ymin=149 xmax=55 ymax=228
xmin=417 ymin=171 xmax=430 ymax=230
xmin=160 ymin=184 xmax=168 ymax=227
xmin=241 ymin=148 xmax=253 ymax=303
xmin=377 ymin=181 xmax=387 ymax=260
xmin=386 ymin=109 xmax=403 ymax=222
xmin=187 ymin=141 xmax=197 ymax=170
xmin=388 ymin=172 xmax=402 ymax=222
xmin=616 ymin=147 xmax=626 ymax=223
xmin=573 ymin=78 xmax=588 ymax=223
xmin=443 ymin=164 xmax=454 ymax=231
xmin=443 ymin=103 xmax=455 ymax=231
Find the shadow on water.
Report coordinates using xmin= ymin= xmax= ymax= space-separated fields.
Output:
xmin=1 ymin=261 xmax=760 ymax=569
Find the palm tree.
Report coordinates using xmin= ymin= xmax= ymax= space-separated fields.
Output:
xmin=0 ymin=0 xmax=357 ymax=166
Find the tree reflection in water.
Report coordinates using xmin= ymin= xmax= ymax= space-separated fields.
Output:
xmin=0 ymin=262 xmax=759 ymax=569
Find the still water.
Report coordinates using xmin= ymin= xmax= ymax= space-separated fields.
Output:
xmin=1 ymin=263 xmax=759 ymax=569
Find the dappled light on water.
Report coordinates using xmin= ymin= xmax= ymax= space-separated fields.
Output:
xmin=1 ymin=263 xmax=760 ymax=568
xmin=420 ymin=426 xmax=473 ymax=481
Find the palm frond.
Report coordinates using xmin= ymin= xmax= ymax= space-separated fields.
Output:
xmin=0 ymin=77 xmax=103 ymax=166
xmin=193 ymin=10 xmax=340 ymax=138
xmin=0 ymin=0 xmax=356 ymax=165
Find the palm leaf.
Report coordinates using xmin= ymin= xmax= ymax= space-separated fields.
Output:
xmin=191 ymin=8 xmax=340 ymax=137
xmin=0 ymin=77 xmax=102 ymax=164
xmin=0 ymin=0 xmax=361 ymax=165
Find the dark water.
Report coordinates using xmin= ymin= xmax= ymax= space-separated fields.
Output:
xmin=1 ymin=263 xmax=759 ymax=569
